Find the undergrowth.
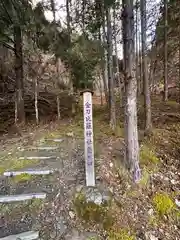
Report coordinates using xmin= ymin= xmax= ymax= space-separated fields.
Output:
xmin=152 ymin=192 xmax=175 ymax=216
xmin=73 ymin=191 xmax=114 ymax=230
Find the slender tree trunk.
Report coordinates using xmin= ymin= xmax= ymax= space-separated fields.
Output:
xmin=56 ymin=60 xmax=61 ymax=119
xmin=99 ymin=28 xmax=108 ymax=104
xmin=66 ymin=0 xmax=71 ymax=45
xmin=122 ymin=0 xmax=140 ymax=182
xmin=106 ymin=7 xmax=116 ymax=130
xmin=164 ymin=0 xmax=168 ymax=101
xmin=113 ymin=6 xmax=122 ymax=106
xmin=14 ymin=26 xmax=25 ymax=124
xmin=82 ymin=0 xmax=86 ymax=35
xmin=50 ymin=0 xmax=56 ymax=21
xmin=179 ymin=37 xmax=180 ymax=103
xmin=135 ymin=2 xmax=139 ymax=96
xmin=51 ymin=0 xmax=61 ymax=119
xmin=140 ymin=0 xmax=152 ymax=134
xmin=35 ymin=76 xmax=39 ymax=124
xmin=66 ymin=0 xmax=75 ymax=114
xmin=102 ymin=15 xmax=111 ymax=110
xmin=138 ymin=36 xmax=143 ymax=95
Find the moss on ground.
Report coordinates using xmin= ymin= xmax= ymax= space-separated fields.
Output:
xmin=152 ymin=192 xmax=175 ymax=217
xmin=13 ymin=173 xmax=32 ymax=182
xmin=0 ymin=157 xmax=39 ymax=176
xmin=0 ymin=198 xmax=44 ymax=216
xmin=73 ymin=191 xmax=114 ymax=230
xmin=140 ymin=145 xmax=159 ymax=165
xmin=108 ymin=228 xmax=135 ymax=240
xmin=139 ymin=168 xmax=151 ymax=188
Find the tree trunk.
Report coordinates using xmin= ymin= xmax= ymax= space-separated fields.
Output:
xmin=138 ymin=37 xmax=143 ymax=95
xmin=35 ymin=76 xmax=39 ymax=124
xmin=51 ymin=0 xmax=61 ymax=119
xmin=122 ymin=0 xmax=141 ymax=182
xmin=66 ymin=0 xmax=71 ymax=45
xmin=56 ymin=60 xmax=61 ymax=120
xmin=113 ymin=6 xmax=122 ymax=106
xmin=14 ymin=25 xmax=25 ymax=124
xmin=140 ymin=0 xmax=152 ymax=134
xmin=164 ymin=0 xmax=168 ymax=101
xmin=99 ymin=28 xmax=108 ymax=104
xmin=179 ymin=37 xmax=180 ymax=103
xmin=135 ymin=2 xmax=139 ymax=96
xmin=106 ymin=7 xmax=116 ymax=131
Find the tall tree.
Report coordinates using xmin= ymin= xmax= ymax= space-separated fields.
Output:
xmin=140 ymin=0 xmax=152 ymax=133
xmin=122 ymin=0 xmax=140 ymax=181
xmin=0 ymin=0 xmax=33 ymax=124
xmin=113 ymin=3 xmax=122 ymax=106
xmin=164 ymin=0 xmax=168 ymax=101
xmin=106 ymin=6 xmax=116 ymax=130
xmin=14 ymin=25 xmax=25 ymax=123
xmin=50 ymin=0 xmax=61 ymax=119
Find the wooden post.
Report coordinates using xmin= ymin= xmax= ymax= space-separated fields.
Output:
xmin=81 ymin=89 xmax=95 ymax=186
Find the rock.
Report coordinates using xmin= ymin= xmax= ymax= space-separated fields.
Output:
xmin=145 ymin=232 xmax=158 ymax=240
xmin=86 ymin=188 xmax=103 ymax=205
xmin=96 ymin=176 xmax=101 ymax=181
xmin=76 ymin=185 xmax=83 ymax=192
xmin=55 ymin=216 xmax=67 ymax=236
xmin=66 ymin=132 xmax=74 ymax=137
xmin=175 ymin=199 xmax=180 ymax=207
xmin=109 ymin=162 xmax=113 ymax=168
xmin=148 ymin=208 xmax=154 ymax=216
xmin=78 ymin=187 xmax=111 ymax=205
xmin=69 ymin=211 xmax=75 ymax=219
xmin=171 ymin=179 xmax=178 ymax=185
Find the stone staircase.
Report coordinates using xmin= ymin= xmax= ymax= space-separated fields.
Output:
xmin=0 ymin=136 xmax=86 ymax=239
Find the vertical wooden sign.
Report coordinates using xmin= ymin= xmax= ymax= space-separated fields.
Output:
xmin=83 ymin=90 xmax=95 ymax=187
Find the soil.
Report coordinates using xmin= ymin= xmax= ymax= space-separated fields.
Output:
xmin=0 ymin=98 xmax=179 ymax=240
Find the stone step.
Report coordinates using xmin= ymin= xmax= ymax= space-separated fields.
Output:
xmin=45 ymin=138 xmax=63 ymax=143
xmin=0 ymin=231 xmax=39 ymax=240
xmin=29 ymin=146 xmax=59 ymax=151
xmin=0 ymin=193 xmax=46 ymax=203
xmin=19 ymin=156 xmax=56 ymax=160
xmin=3 ymin=169 xmax=55 ymax=177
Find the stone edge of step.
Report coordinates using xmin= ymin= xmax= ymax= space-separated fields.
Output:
xmin=0 ymin=193 xmax=47 ymax=203
xmin=0 ymin=231 xmax=39 ymax=240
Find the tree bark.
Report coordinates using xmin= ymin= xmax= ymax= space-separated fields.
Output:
xmin=14 ymin=25 xmax=25 ymax=124
xmin=99 ymin=28 xmax=108 ymax=104
xmin=140 ymin=0 xmax=152 ymax=134
xmin=106 ymin=7 xmax=116 ymax=131
xmin=35 ymin=75 xmax=39 ymax=124
xmin=113 ymin=5 xmax=122 ymax=106
xmin=122 ymin=0 xmax=141 ymax=182
xmin=138 ymin=35 xmax=143 ymax=95
xmin=66 ymin=0 xmax=71 ymax=45
xmin=135 ymin=2 xmax=140 ymax=96
xmin=179 ymin=36 xmax=180 ymax=103
xmin=164 ymin=0 xmax=168 ymax=101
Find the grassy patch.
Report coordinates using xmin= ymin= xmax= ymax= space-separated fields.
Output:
xmin=152 ymin=192 xmax=175 ymax=217
xmin=139 ymin=168 xmax=151 ymax=188
xmin=0 ymin=198 xmax=44 ymax=216
xmin=13 ymin=173 xmax=32 ymax=183
xmin=73 ymin=191 xmax=114 ymax=230
xmin=140 ymin=145 xmax=159 ymax=165
xmin=0 ymin=157 xmax=39 ymax=175
xmin=108 ymin=228 xmax=135 ymax=240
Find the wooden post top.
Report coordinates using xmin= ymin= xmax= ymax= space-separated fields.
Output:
xmin=80 ymin=89 xmax=94 ymax=96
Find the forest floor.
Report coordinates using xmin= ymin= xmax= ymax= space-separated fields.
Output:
xmin=0 ymin=97 xmax=179 ymax=240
